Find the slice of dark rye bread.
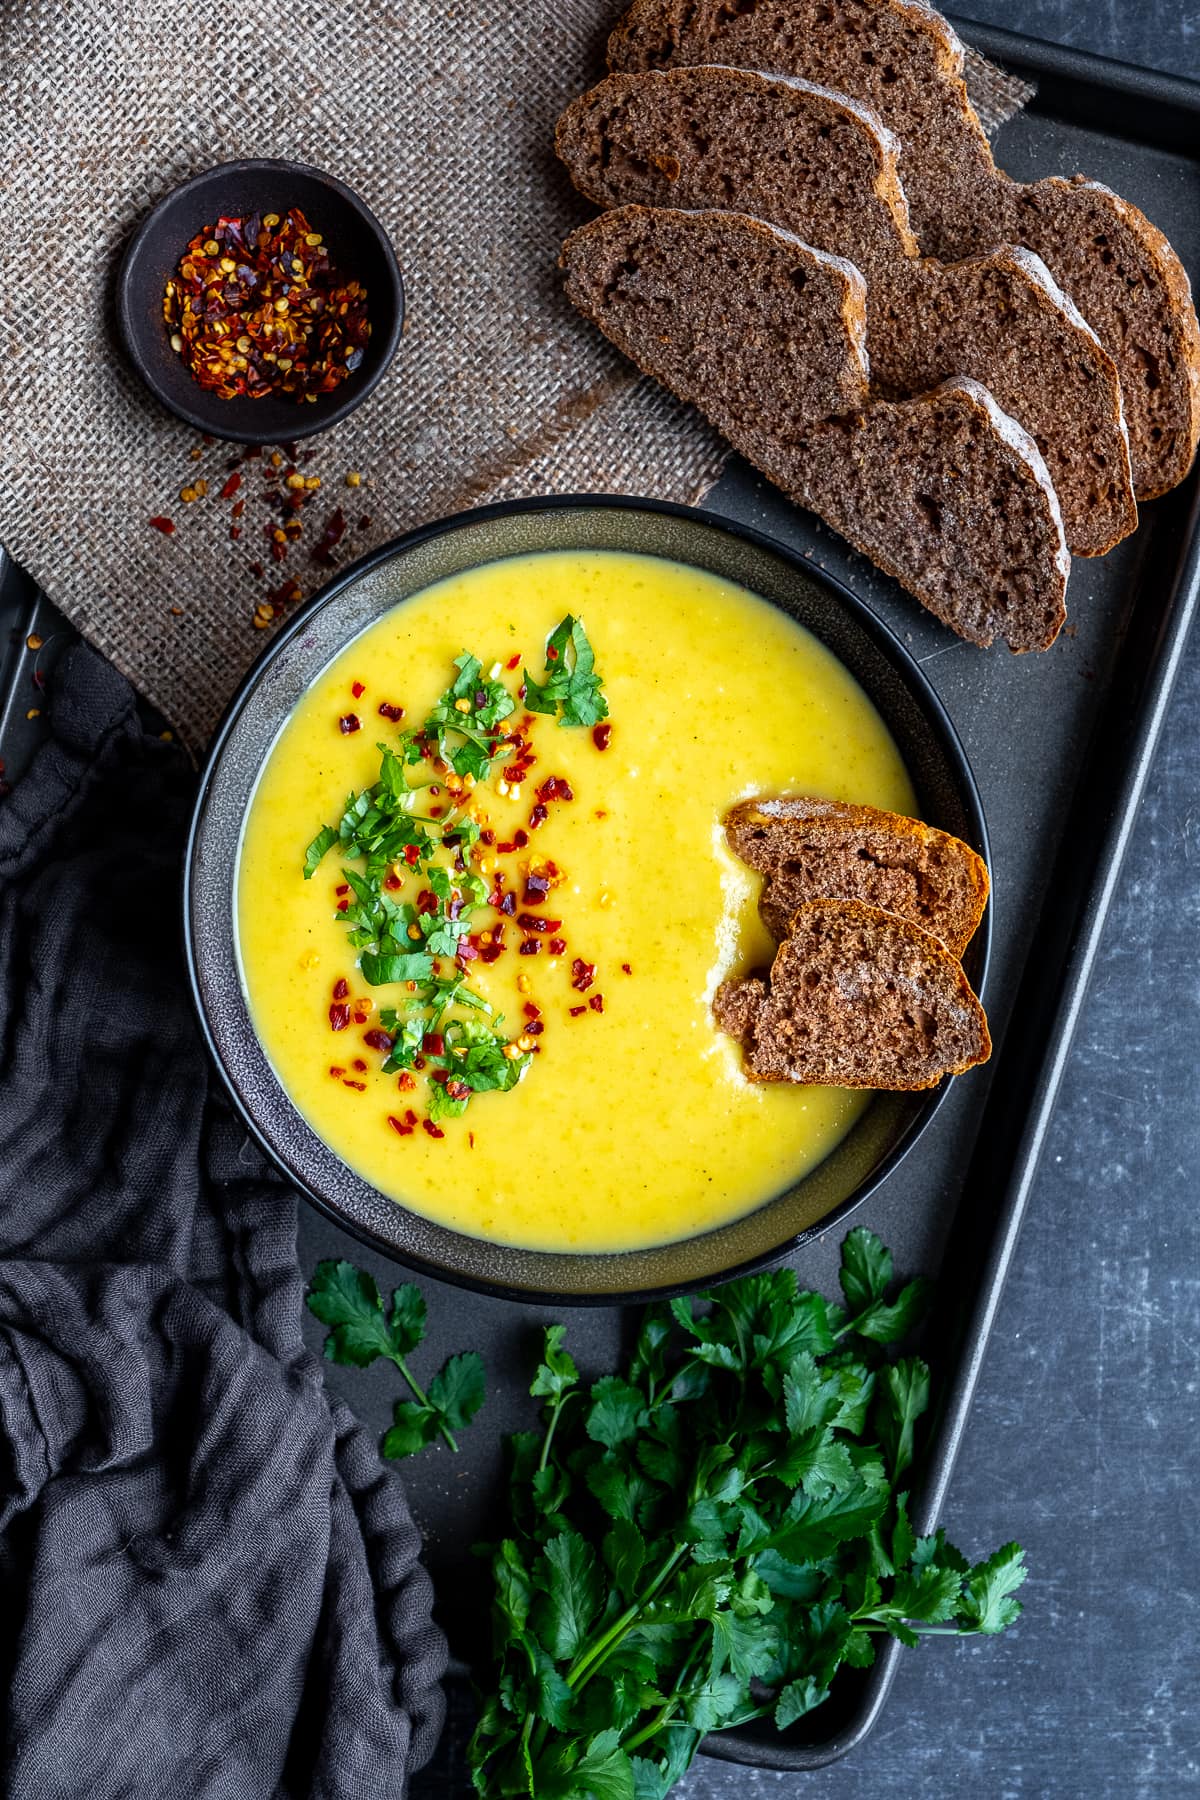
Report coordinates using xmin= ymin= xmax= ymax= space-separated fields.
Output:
xmin=561 ymin=206 xmax=1069 ymax=651
xmin=607 ymin=0 xmax=1200 ymax=503
xmin=713 ymin=898 xmax=991 ymax=1087
xmin=724 ymin=795 xmax=989 ymax=955
xmin=556 ymin=67 xmax=1135 ymax=557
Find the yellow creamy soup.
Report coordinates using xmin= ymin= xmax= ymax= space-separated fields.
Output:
xmin=237 ymin=551 xmax=914 ymax=1252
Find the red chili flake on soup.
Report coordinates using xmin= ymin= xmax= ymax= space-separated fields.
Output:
xmin=505 ymin=653 xmax=521 ymax=670
xmin=329 ymin=1002 xmax=351 ymax=1030
xmin=351 ymin=680 xmax=365 ymax=699
xmin=396 ymin=1072 xmax=416 ymax=1092
xmin=342 ymin=1078 xmax=366 ymax=1091
xmin=422 ymin=1119 xmax=445 ymax=1140
xmin=528 ymin=804 xmax=548 ymax=830
xmin=548 ymin=936 xmax=566 ymax=955
xmin=387 ymin=1115 xmax=414 ymax=1137
xmin=589 ymin=993 xmax=604 ymax=1013
xmin=338 ymin=713 xmax=361 ymax=734
xmin=571 ymin=958 xmax=596 ymax=993
xmin=333 ymin=978 xmax=350 ymax=1001
xmin=377 ymin=701 xmax=405 ymax=722
xmin=569 ymin=1004 xmax=587 ymax=1018
xmin=363 ymin=1028 xmax=394 ymax=1052
xmin=621 ymin=963 xmax=632 ymax=975
xmin=592 ymin=723 xmax=612 ymax=751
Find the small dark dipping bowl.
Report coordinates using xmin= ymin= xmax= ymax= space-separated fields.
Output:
xmin=116 ymin=158 xmax=403 ymax=444
xmin=185 ymin=497 xmax=990 ymax=1303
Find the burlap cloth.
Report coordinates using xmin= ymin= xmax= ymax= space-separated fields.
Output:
xmin=0 ymin=3 xmax=1030 ymax=752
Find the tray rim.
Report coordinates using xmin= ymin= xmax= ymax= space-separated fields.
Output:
xmin=701 ymin=16 xmax=1200 ymax=1770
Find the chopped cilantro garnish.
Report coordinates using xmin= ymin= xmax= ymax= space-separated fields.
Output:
xmin=301 ymin=622 xmax=609 ymax=1123
xmin=524 ymin=615 xmax=609 ymax=729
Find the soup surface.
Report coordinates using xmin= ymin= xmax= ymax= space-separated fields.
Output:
xmin=237 ymin=550 xmax=915 ymax=1252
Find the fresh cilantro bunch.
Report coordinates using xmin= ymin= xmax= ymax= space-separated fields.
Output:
xmin=524 ymin=617 xmax=609 ymax=729
xmin=469 ymin=1230 xmax=1026 ymax=1798
xmin=307 ymin=1260 xmax=485 ymax=1456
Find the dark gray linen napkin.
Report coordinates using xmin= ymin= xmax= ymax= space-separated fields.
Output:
xmin=0 ymin=646 xmax=446 ymax=1799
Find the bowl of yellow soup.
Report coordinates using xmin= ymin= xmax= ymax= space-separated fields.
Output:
xmin=185 ymin=496 xmax=989 ymax=1300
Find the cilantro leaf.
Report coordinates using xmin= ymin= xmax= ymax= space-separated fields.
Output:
xmin=306 ymin=1262 xmax=484 ymax=1459
xmin=524 ymin=616 xmax=609 ymax=729
xmin=360 ymin=949 xmax=435 ymax=985
xmin=303 ymin=823 xmax=339 ymax=878
xmin=532 ymin=1324 xmax=580 ymax=1402
xmin=958 ymin=1543 xmax=1028 ymax=1635
xmin=307 ymin=1261 xmax=401 ymax=1367
xmin=774 ymin=1676 xmax=830 ymax=1729
xmin=429 ymin=1350 xmax=487 ymax=1431
xmin=539 ymin=1531 xmax=603 ymax=1661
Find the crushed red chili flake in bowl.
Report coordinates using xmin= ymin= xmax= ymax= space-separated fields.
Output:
xmin=117 ymin=158 xmax=403 ymax=444
xmin=163 ymin=207 xmax=369 ymax=405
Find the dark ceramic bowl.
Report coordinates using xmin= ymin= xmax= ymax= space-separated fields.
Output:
xmin=116 ymin=158 xmax=403 ymax=444
xmin=184 ymin=497 xmax=990 ymax=1302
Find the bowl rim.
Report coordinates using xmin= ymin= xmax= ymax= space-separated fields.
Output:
xmin=115 ymin=156 xmax=405 ymax=445
xmin=183 ymin=493 xmax=992 ymax=1304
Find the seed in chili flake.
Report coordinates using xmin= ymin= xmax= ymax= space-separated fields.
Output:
xmin=351 ymin=679 xmax=365 ymax=699
xmin=378 ymin=701 xmax=405 ymax=722
xmin=148 ymin=515 xmax=176 ymax=535
xmin=387 ymin=1115 xmax=414 ymax=1137
xmin=422 ymin=1119 xmax=445 ymax=1141
xmin=333 ymin=977 xmax=350 ymax=1000
xmin=589 ymin=993 xmax=605 ymax=1013
xmin=571 ymin=958 xmax=596 ymax=993
xmin=363 ymin=1027 xmax=394 ymax=1052
xmin=220 ymin=472 xmax=242 ymax=501
xmin=593 ymin=723 xmax=613 ymax=751
xmin=338 ymin=713 xmax=361 ymax=734
xmin=329 ymin=1002 xmax=351 ymax=1030
xmin=162 ymin=207 xmax=370 ymax=405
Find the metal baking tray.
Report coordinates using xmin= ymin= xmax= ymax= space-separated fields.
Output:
xmin=1 ymin=17 xmax=1197 ymax=1778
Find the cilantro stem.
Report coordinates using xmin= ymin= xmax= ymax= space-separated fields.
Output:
xmin=621 ymin=1638 xmax=705 ymax=1752
xmin=386 ymin=1350 xmax=459 ymax=1452
xmin=537 ymin=1390 xmax=577 ymax=1473
xmin=565 ymin=1541 xmax=689 ymax=1693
